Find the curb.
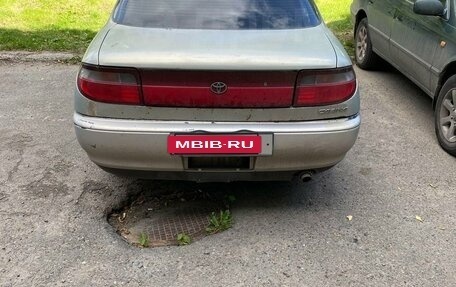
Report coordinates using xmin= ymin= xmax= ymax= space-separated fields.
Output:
xmin=0 ymin=51 xmax=81 ymax=63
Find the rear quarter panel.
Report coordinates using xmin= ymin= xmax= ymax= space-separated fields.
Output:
xmin=83 ymin=20 xmax=117 ymax=65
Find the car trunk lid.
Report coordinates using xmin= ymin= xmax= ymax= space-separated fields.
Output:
xmin=98 ymin=24 xmax=337 ymax=70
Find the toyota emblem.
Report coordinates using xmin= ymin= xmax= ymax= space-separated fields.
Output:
xmin=210 ymin=82 xmax=228 ymax=95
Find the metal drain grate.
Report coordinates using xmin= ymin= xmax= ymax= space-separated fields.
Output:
xmin=113 ymin=201 xmax=222 ymax=247
xmin=145 ymin=207 xmax=212 ymax=243
xmin=109 ymin=181 xmax=230 ymax=247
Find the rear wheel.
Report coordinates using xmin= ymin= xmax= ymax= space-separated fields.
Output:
xmin=435 ymin=75 xmax=456 ymax=156
xmin=355 ymin=18 xmax=380 ymax=70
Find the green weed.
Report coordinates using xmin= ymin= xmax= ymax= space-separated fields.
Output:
xmin=138 ymin=232 xmax=150 ymax=248
xmin=177 ymin=233 xmax=192 ymax=246
xmin=206 ymin=210 xmax=233 ymax=234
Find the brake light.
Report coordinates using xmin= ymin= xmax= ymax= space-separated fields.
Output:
xmin=294 ymin=67 xmax=356 ymax=107
xmin=77 ymin=65 xmax=142 ymax=105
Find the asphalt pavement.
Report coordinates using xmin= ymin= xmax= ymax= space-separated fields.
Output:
xmin=0 ymin=61 xmax=455 ymax=286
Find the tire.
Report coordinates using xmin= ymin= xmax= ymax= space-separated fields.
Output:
xmin=355 ymin=18 xmax=380 ymax=70
xmin=435 ymin=74 xmax=456 ymax=156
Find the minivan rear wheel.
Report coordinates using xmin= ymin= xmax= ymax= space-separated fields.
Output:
xmin=435 ymin=74 xmax=456 ymax=156
xmin=355 ymin=18 xmax=380 ymax=70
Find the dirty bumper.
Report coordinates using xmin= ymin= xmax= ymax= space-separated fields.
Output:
xmin=74 ymin=113 xmax=360 ymax=180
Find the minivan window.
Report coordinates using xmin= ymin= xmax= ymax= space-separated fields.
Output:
xmin=113 ymin=0 xmax=320 ymax=30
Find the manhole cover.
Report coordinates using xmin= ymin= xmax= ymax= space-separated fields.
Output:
xmin=109 ymin=184 xmax=228 ymax=247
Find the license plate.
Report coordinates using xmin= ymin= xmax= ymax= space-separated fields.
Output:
xmin=168 ymin=134 xmax=263 ymax=155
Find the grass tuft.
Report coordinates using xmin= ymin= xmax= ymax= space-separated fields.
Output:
xmin=206 ymin=210 xmax=233 ymax=234
xmin=0 ymin=0 xmax=116 ymax=53
xmin=177 ymin=233 xmax=192 ymax=246
xmin=138 ymin=232 xmax=150 ymax=248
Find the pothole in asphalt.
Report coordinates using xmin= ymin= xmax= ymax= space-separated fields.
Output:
xmin=108 ymin=182 xmax=234 ymax=248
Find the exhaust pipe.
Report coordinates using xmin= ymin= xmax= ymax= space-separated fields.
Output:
xmin=299 ymin=171 xmax=313 ymax=183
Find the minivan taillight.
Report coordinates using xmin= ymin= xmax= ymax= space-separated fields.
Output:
xmin=294 ymin=67 xmax=356 ymax=107
xmin=77 ymin=66 xmax=142 ymax=105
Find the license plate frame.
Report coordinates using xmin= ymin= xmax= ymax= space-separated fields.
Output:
xmin=168 ymin=134 xmax=273 ymax=156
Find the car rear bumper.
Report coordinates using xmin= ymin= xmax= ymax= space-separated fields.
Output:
xmin=74 ymin=113 xmax=360 ymax=180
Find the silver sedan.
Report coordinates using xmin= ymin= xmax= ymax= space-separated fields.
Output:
xmin=74 ymin=0 xmax=361 ymax=182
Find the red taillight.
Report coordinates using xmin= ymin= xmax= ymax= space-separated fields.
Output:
xmin=77 ymin=65 xmax=142 ymax=105
xmin=294 ymin=67 xmax=356 ymax=107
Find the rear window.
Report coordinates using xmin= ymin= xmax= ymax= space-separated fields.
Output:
xmin=113 ymin=0 xmax=320 ymax=30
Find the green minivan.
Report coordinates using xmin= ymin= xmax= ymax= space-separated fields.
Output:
xmin=351 ymin=0 xmax=456 ymax=156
